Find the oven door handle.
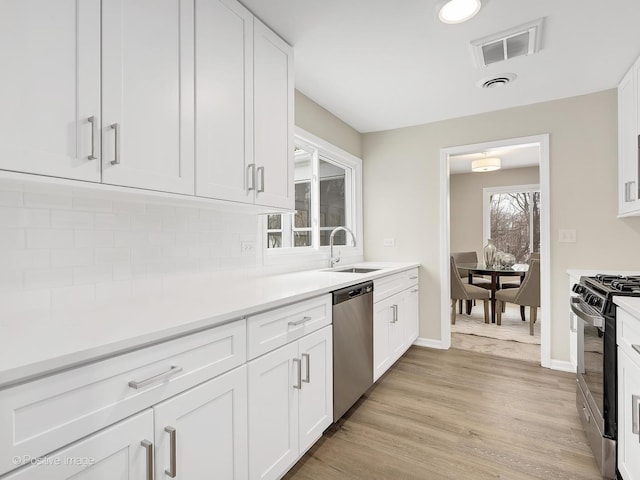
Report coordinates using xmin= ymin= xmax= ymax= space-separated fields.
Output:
xmin=570 ymin=297 xmax=604 ymax=329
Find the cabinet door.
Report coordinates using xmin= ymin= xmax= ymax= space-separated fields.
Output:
xmin=153 ymin=365 xmax=248 ymax=480
xmin=102 ymin=0 xmax=195 ymax=194
xmin=298 ymin=326 xmax=333 ymax=454
xmin=0 ymin=0 xmax=100 ymax=181
xmin=618 ymin=349 xmax=640 ymax=480
xmin=195 ymin=0 xmax=254 ymax=203
xmin=404 ymin=286 xmax=420 ymax=347
xmin=3 ymin=410 xmax=153 ymax=479
xmin=373 ymin=297 xmax=393 ymax=382
xmin=248 ymin=342 xmax=299 ymax=480
xmin=619 ymin=65 xmax=638 ymax=215
xmin=389 ymin=294 xmax=406 ymax=362
xmin=253 ymin=19 xmax=294 ymax=210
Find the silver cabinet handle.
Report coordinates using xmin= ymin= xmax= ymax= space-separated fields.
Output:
xmin=141 ymin=440 xmax=153 ymax=480
xmin=288 ymin=316 xmax=312 ymax=327
xmin=409 ymin=276 xmax=418 ymax=280
xmin=128 ymin=365 xmax=183 ymax=389
xmin=88 ymin=116 xmax=97 ymax=160
xmin=302 ymin=353 xmax=310 ymax=383
xmin=247 ymin=163 xmax=256 ymax=191
xmin=257 ymin=166 xmax=265 ymax=193
xmin=164 ymin=426 xmax=177 ymax=478
xmin=391 ymin=304 xmax=398 ymax=323
xmin=293 ymin=358 xmax=302 ymax=389
xmin=633 ymin=344 xmax=640 ymax=355
xmin=626 ymin=181 xmax=637 ymax=203
xmin=110 ymin=123 xmax=120 ymax=165
xmin=632 ymin=395 xmax=640 ymax=437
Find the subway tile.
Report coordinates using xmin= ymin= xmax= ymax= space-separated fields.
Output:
xmin=145 ymin=261 xmax=175 ymax=276
xmin=26 ymin=229 xmax=74 ymax=249
xmin=51 ymin=248 xmax=94 ymax=268
xmin=24 ymin=191 xmax=73 ymax=209
xmin=0 ymin=249 xmax=50 ymax=269
xmin=51 ymin=210 xmax=93 ymax=229
xmin=95 ymin=213 xmax=131 ymax=230
xmin=162 ymin=216 xmax=187 ymax=231
xmin=72 ymin=196 xmax=112 ymax=213
xmin=113 ymin=263 xmax=146 ymax=281
xmin=0 ymin=207 xmax=50 ymax=228
xmin=74 ymin=230 xmax=114 ymax=248
xmin=0 ymin=228 xmax=25 ymax=249
xmin=0 ymin=269 xmax=22 ymax=291
xmin=175 ymin=232 xmax=199 ymax=245
xmin=146 ymin=204 xmax=175 ymax=216
xmin=95 ymin=280 xmax=132 ymax=303
xmin=51 ymin=284 xmax=96 ymax=309
xmin=131 ymin=277 xmax=162 ymax=297
xmin=131 ymin=246 xmax=162 ymax=264
xmin=73 ymin=265 xmax=113 ymax=285
xmin=0 ymin=190 xmax=23 ymax=207
xmin=95 ymin=247 xmax=131 ymax=265
xmin=148 ymin=232 xmax=175 ymax=246
xmin=114 ymin=231 xmax=147 ymax=247
xmin=112 ymin=200 xmax=146 ymax=214
xmin=131 ymin=213 xmax=162 ymax=231
xmin=24 ymin=268 xmax=73 ymax=290
xmin=0 ymin=290 xmax=51 ymax=315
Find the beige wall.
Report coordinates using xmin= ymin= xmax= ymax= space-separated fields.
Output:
xmin=450 ymin=167 xmax=540 ymax=260
xmin=294 ymin=90 xmax=362 ymax=158
xmin=362 ymin=89 xmax=640 ymax=362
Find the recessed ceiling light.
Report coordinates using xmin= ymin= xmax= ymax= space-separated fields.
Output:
xmin=439 ymin=0 xmax=482 ymax=24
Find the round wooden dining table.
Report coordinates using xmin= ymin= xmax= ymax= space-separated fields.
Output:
xmin=456 ymin=263 xmax=528 ymax=323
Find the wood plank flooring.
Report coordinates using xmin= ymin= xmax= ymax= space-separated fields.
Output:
xmin=284 ymin=346 xmax=600 ymax=480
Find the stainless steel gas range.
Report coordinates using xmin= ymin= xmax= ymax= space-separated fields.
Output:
xmin=571 ymin=275 xmax=640 ymax=479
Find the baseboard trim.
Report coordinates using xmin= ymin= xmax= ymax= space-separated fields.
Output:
xmin=549 ymin=359 xmax=575 ymax=373
xmin=413 ymin=337 xmax=448 ymax=350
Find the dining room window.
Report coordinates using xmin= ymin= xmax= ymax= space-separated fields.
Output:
xmin=483 ymin=184 xmax=540 ymax=263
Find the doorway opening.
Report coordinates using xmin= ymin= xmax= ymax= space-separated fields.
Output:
xmin=439 ymin=135 xmax=551 ymax=367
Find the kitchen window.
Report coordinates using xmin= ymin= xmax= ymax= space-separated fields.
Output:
xmin=483 ymin=184 xmax=540 ymax=263
xmin=265 ymin=128 xmax=362 ymax=256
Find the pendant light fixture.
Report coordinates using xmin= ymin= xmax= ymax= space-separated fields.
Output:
xmin=471 ymin=153 xmax=501 ymax=172
xmin=438 ymin=0 xmax=482 ymax=24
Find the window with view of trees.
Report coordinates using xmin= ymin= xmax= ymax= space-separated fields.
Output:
xmin=484 ymin=185 xmax=540 ymax=263
xmin=267 ymin=141 xmax=353 ymax=250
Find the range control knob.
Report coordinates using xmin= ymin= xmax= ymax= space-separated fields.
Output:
xmin=572 ymin=284 xmax=586 ymax=294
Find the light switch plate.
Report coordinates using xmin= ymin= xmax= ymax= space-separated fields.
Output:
xmin=559 ymin=229 xmax=577 ymax=243
xmin=383 ymin=238 xmax=395 ymax=247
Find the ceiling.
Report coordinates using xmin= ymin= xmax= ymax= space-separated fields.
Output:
xmin=449 ymin=143 xmax=539 ymax=174
xmin=240 ymin=0 xmax=640 ymax=133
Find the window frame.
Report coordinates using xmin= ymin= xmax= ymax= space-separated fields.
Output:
xmin=262 ymin=127 xmax=363 ymax=263
xmin=482 ymin=183 xmax=540 ymax=260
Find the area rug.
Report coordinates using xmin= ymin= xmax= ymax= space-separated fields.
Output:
xmin=451 ymin=304 xmax=541 ymax=345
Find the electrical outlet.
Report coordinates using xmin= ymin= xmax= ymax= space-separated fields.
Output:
xmin=383 ymin=238 xmax=396 ymax=247
xmin=240 ymin=241 xmax=255 ymax=254
xmin=558 ymin=229 xmax=577 ymax=243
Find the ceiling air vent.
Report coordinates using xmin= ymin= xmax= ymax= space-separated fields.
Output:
xmin=471 ymin=18 xmax=544 ymax=68
xmin=478 ymin=73 xmax=517 ymax=89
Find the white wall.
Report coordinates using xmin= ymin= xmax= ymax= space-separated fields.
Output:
xmin=362 ymin=89 xmax=640 ymax=363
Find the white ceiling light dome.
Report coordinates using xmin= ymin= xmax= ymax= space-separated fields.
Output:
xmin=472 ymin=157 xmax=501 ymax=172
xmin=439 ymin=0 xmax=482 ymax=24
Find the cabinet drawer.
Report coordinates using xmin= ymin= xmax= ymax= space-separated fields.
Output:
xmin=374 ymin=272 xmax=406 ymax=303
xmin=618 ymin=309 xmax=640 ymax=368
xmin=406 ymin=268 xmax=419 ymax=287
xmin=0 ymin=318 xmax=246 ymax=476
xmin=247 ymin=295 xmax=332 ymax=360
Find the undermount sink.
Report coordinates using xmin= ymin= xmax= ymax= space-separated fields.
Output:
xmin=332 ymin=267 xmax=380 ymax=274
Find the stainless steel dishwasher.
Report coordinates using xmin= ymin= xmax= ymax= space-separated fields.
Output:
xmin=332 ymin=281 xmax=374 ymax=422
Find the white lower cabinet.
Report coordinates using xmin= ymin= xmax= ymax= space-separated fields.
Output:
xmin=248 ymin=325 xmax=333 ymax=480
xmin=2 ymin=409 xmax=154 ymax=480
xmin=618 ymin=349 xmax=640 ymax=480
xmin=154 ymin=365 xmax=248 ymax=480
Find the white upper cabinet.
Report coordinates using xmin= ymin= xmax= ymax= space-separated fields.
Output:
xmin=101 ymin=0 xmax=195 ymax=195
xmin=0 ymin=0 xmax=101 ymax=181
xmin=195 ymin=0 xmax=254 ymax=203
xmin=618 ymin=63 xmax=639 ymax=215
xmin=253 ymin=19 xmax=294 ymax=210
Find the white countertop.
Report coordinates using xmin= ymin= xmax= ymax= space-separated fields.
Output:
xmin=614 ymin=297 xmax=640 ymax=319
xmin=0 ymin=262 xmax=418 ymax=388
xmin=566 ymin=269 xmax=640 ymax=278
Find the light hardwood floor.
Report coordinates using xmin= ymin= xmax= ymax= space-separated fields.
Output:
xmin=284 ymin=346 xmax=600 ymax=480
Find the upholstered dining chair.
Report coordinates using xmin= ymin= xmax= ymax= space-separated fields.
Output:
xmin=450 ymin=256 xmax=490 ymax=324
xmin=451 ymin=251 xmax=490 ymax=314
xmin=495 ymin=258 xmax=540 ymax=335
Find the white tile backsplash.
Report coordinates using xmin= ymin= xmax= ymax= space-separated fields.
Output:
xmin=0 ymin=182 xmax=260 ymax=313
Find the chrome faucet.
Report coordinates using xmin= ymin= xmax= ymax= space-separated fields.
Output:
xmin=329 ymin=226 xmax=356 ymax=268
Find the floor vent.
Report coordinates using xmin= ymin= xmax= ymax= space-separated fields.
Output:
xmin=471 ymin=18 xmax=544 ymax=67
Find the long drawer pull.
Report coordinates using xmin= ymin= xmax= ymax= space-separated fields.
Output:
xmin=391 ymin=304 xmax=398 ymax=323
xmin=633 ymin=344 xmax=640 ymax=355
xmin=110 ymin=123 xmax=120 ymax=165
xmin=257 ymin=166 xmax=265 ymax=193
xmin=141 ymin=440 xmax=153 ymax=480
xmin=165 ymin=426 xmax=177 ymax=477
xmin=293 ymin=358 xmax=302 ymax=389
xmin=302 ymin=353 xmax=310 ymax=383
xmin=247 ymin=163 xmax=256 ymax=191
xmin=633 ymin=395 xmax=640 ymax=437
xmin=128 ymin=366 xmax=183 ymax=389
xmin=288 ymin=316 xmax=312 ymax=327
xmin=88 ymin=116 xmax=97 ymax=160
